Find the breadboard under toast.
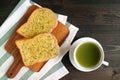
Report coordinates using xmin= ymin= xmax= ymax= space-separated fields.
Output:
xmin=5 ymin=5 xmax=69 ymax=78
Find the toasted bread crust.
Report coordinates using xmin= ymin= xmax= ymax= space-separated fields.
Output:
xmin=17 ymin=8 xmax=58 ymax=38
xmin=15 ymin=33 xmax=59 ymax=66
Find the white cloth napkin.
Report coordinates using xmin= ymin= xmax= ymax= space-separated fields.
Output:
xmin=0 ymin=0 xmax=79 ymax=80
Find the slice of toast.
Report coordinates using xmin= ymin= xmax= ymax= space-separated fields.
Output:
xmin=15 ymin=33 xmax=59 ymax=67
xmin=17 ymin=8 xmax=58 ymax=38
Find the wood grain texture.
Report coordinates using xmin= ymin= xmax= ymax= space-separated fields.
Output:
xmin=4 ymin=5 xmax=69 ymax=78
xmin=0 ymin=0 xmax=120 ymax=80
xmin=60 ymin=2 xmax=120 ymax=80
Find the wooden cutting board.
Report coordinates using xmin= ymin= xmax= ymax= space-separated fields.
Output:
xmin=5 ymin=5 xmax=69 ymax=78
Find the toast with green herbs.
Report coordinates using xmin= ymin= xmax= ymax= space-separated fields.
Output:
xmin=17 ymin=8 xmax=58 ymax=38
xmin=15 ymin=33 xmax=59 ymax=66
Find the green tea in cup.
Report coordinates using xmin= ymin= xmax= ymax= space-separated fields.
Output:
xmin=69 ymin=37 xmax=109 ymax=72
xmin=75 ymin=42 xmax=101 ymax=68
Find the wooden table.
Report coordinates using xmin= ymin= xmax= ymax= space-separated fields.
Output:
xmin=0 ymin=0 xmax=120 ymax=80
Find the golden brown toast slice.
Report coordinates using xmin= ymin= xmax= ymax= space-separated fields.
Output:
xmin=15 ymin=33 xmax=59 ymax=67
xmin=17 ymin=8 xmax=58 ymax=38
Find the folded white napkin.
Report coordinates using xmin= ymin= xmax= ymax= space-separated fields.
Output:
xmin=0 ymin=0 xmax=79 ymax=80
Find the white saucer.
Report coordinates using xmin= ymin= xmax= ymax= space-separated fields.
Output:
xmin=69 ymin=37 xmax=106 ymax=72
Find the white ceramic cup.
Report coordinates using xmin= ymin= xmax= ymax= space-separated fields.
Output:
xmin=69 ymin=37 xmax=109 ymax=72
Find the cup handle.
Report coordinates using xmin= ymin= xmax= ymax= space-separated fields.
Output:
xmin=102 ymin=61 xmax=109 ymax=66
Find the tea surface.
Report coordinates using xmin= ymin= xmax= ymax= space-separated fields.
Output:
xmin=76 ymin=42 xmax=101 ymax=68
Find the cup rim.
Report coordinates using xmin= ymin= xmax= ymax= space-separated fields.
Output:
xmin=73 ymin=37 xmax=104 ymax=72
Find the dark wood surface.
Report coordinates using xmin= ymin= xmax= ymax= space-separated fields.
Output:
xmin=0 ymin=0 xmax=120 ymax=80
